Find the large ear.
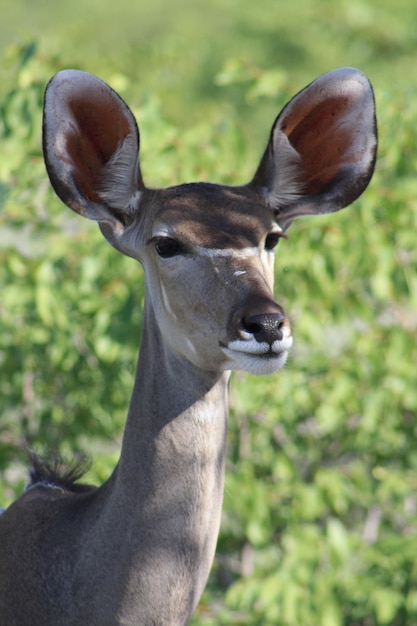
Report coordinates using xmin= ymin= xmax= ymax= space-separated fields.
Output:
xmin=43 ymin=69 xmax=143 ymax=246
xmin=251 ymin=68 xmax=377 ymax=229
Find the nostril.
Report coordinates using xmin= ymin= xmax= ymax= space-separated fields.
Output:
xmin=243 ymin=319 xmax=262 ymax=335
xmin=242 ymin=313 xmax=286 ymax=345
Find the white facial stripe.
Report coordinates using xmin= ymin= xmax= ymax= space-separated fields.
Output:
xmin=195 ymin=245 xmax=260 ymax=259
xmin=161 ymin=285 xmax=176 ymax=319
xmin=185 ymin=337 xmax=197 ymax=355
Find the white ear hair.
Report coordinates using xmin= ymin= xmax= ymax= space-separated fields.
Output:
xmin=97 ymin=134 xmax=141 ymax=213
xmin=251 ymin=68 xmax=377 ymax=229
xmin=264 ymin=130 xmax=303 ymax=208
xmin=43 ymin=69 xmax=143 ymax=232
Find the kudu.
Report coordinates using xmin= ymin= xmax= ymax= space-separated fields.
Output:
xmin=0 ymin=68 xmax=377 ymax=625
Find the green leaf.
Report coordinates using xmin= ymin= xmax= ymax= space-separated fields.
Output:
xmin=371 ymin=588 xmax=404 ymax=624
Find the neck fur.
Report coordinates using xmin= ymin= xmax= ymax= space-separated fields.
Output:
xmin=100 ymin=301 xmax=230 ymax=623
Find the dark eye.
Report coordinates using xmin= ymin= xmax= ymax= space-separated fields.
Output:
xmin=265 ymin=231 xmax=285 ymax=251
xmin=154 ymin=237 xmax=184 ymax=258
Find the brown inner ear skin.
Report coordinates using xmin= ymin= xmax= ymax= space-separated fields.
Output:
xmin=283 ymin=97 xmax=357 ymax=196
xmin=64 ymin=93 xmax=133 ymax=204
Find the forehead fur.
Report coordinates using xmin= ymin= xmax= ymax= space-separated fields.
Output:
xmin=147 ymin=182 xmax=274 ymax=248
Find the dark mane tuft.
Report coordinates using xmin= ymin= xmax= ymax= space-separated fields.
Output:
xmin=28 ymin=450 xmax=93 ymax=494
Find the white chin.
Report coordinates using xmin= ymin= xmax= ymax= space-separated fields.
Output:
xmin=222 ymin=344 xmax=291 ymax=376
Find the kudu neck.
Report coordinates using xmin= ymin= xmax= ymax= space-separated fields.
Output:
xmin=114 ymin=297 xmax=230 ymax=507
xmin=123 ymin=299 xmax=230 ymax=435
xmin=103 ymin=301 xmax=230 ymax=621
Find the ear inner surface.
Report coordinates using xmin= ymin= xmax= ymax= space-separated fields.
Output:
xmin=280 ymin=94 xmax=372 ymax=197
xmin=43 ymin=70 xmax=142 ymax=229
xmin=252 ymin=68 xmax=377 ymax=226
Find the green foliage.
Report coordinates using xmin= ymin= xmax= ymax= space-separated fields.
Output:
xmin=1 ymin=3 xmax=417 ymax=624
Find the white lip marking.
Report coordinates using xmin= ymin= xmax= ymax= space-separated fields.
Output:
xmin=227 ymin=335 xmax=293 ymax=355
xmin=195 ymin=246 xmax=259 ymax=259
xmin=221 ymin=332 xmax=293 ymax=375
xmin=222 ymin=344 xmax=291 ymax=375
xmin=234 ymin=270 xmax=247 ymax=277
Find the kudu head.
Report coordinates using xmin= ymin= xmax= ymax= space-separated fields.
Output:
xmin=43 ymin=68 xmax=376 ymax=376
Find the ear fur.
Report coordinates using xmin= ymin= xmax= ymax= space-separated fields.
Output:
xmin=251 ymin=67 xmax=377 ymax=229
xmin=42 ymin=70 xmax=143 ymax=242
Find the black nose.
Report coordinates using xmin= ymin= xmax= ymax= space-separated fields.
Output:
xmin=242 ymin=313 xmax=286 ymax=345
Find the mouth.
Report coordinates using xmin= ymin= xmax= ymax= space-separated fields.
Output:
xmin=221 ymin=335 xmax=293 ymax=375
